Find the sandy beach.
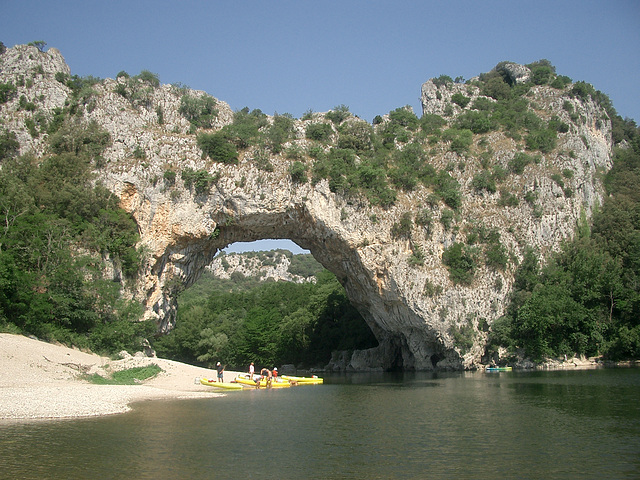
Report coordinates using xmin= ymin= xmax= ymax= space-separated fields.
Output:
xmin=0 ymin=333 xmax=243 ymax=420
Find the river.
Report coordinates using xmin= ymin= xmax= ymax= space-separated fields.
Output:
xmin=1 ymin=368 xmax=639 ymax=479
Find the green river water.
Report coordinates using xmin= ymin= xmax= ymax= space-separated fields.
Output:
xmin=1 ymin=368 xmax=639 ymax=479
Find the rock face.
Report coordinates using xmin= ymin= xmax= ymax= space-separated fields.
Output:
xmin=207 ymin=251 xmax=318 ymax=284
xmin=0 ymin=45 xmax=613 ymax=370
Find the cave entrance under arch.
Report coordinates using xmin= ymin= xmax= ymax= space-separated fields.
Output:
xmin=170 ymin=237 xmax=380 ymax=371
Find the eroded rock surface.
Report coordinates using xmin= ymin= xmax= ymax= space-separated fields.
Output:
xmin=0 ymin=45 xmax=612 ymax=370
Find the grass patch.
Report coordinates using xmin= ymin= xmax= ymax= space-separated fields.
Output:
xmin=85 ymin=364 xmax=162 ymax=385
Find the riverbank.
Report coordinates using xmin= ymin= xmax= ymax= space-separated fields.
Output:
xmin=0 ymin=333 xmax=243 ymax=420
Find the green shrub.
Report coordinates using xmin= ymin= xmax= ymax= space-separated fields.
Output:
xmin=326 ymin=105 xmax=351 ymax=125
xmin=451 ymin=92 xmax=471 ymax=108
xmin=197 ymin=132 xmax=238 ymax=164
xmin=498 ymin=189 xmax=519 ymax=207
xmin=409 ymin=245 xmax=425 ymax=266
xmin=420 ymin=113 xmax=447 ymax=134
xmin=48 ymin=119 xmax=111 ymax=161
xmin=0 ymin=129 xmax=19 ymax=160
xmin=481 ymin=77 xmax=511 ymax=100
xmin=338 ymin=121 xmax=373 ymax=152
xmin=389 ymin=106 xmax=420 ymax=130
xmin=28 ymin=40 xmax=47 ymax=52
xmin=491 ymin=164 xmax=507 ymax=183
xmin=529 ymin=65 xmax=554 ymax=85
xmin=306 ymin=122 xmax=333 ymax=142
xmin=181 ymin=168 xmax=219 ymax=194
xmin=442 ymin=128 xmax=473 ymax=153
xmin=472 ymin=171 xmax=496 ymax=193
xmin=471 ymin=97 xmax=494 ymax=111
xmin=442 ymin=243 xmax=476 ymax=285
xmin=221 ymin=108 xmax=266 ymax=149
xmin=391 ymin=212 xmax=413 ymax=238
xmin=423 ymin=280 xmax=443 ymax=297
xmin=86 ymin=364 xmax=162 ymax=385
xmin=485 ymin=241 xmax=508 ymax=270
xmin=435 ymin=171 xmax=462 ymax=210
xmin=450 ymin=323 xmax=475 ymax=353
xmin=456 ymin=110 xmax=494 ymax=134
xmin=415 ymin=208 xmax=433 ymax=228
xmin=163 ymin=170 xmax=176 ymax=186
xmin=179 ymin=93 xmax=218 ymax=129
xmin=356 ymin=161 xmax=396 ymax=207
xmin=135 ymin=70 xmax=160 ymax=88
xmin=549 ymin=115 xmax=570 ymax=133
xmin=266 ymin=113 xmax=295 ymax=152
xmin=526 ymin=128 xmax=557 ymax=153
xmin=571 ymin=81 xmax=596 ymax=101
xmin=440 ymin=209 xmax=454 ymax=230
xmin=289 ymin=161 xmax=308 ymax=183
xmin=509 ymin=151 xmax=536 ymax=174
xmin=551 ymin=75 xmax=572 ymax=89
xmin=432 ymin=75 xmax=453 ymax=87
xmin=0 ymin=82 xmax=17 ymax=103
xmin=132 ymin=145 xmax=146 ymax=160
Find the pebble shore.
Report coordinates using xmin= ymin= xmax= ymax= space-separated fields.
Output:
xmin=0 ymin=333 xmax=240 ymax=420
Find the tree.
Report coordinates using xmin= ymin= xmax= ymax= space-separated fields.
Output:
xmin=135 ymin=70 xmax=160 ymax=88
xmin=0 ymin=129 xmax=19 ymax=159
xmin=443 ymin=243 xmax=476 ymax=285
xmin=28 ymin=40 xmax=47 ymax=52
xmin=0 ymin=82 xmax=17 ymax=104
xmin=326 ymin=105 xmax=351 ymax=125
xmin=179 ymin=93 xmax=218 ymax=129
xmin=289 ymin=161 xmax=308 ymax=184
xmin=197 ymin=132 xmax=238 ymax=164
xmin=306 ymin=122 xmax=333 ymax=142
xmin=451 ymin=93 xmax=471 ymax=108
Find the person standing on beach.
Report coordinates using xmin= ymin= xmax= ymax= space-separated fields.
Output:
xmin=216 ymin=362 xmax=224 ymax=382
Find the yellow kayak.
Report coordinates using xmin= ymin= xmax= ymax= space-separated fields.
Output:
xmin=281 ymin=375 xmax=323 ymax=385
xmin=234 ymin=374 xmax=291 ymax=388
xmin=200 ymin=377 xmax=244 ymax=390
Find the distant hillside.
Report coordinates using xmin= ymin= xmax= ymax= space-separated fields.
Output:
xmin=206 ymin=249 xmax=323 ymax=284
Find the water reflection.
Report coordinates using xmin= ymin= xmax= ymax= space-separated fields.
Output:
xmin=1 ymin=369 xmax=639 ymax=479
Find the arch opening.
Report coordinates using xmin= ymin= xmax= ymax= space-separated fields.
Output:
xmin=153 ymin=237 xmax=380 ymax=371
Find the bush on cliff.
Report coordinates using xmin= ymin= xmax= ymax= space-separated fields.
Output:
xmin=197 ymin=131 xmax=238 ymax=164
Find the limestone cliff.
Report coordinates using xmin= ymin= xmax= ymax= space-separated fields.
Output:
xmin=206 ymin=251 xmax=319 ymax=284
xmin=0 ymin=47 xmax=613 ymax=370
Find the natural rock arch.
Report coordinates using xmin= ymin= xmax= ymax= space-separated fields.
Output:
xmin=115 ymin=171 xmax=454 ymax=371
xmin=0 ymin=46 xmax=613 ymax=370
xmin=102 ymin=71 xmax=611 ymax=371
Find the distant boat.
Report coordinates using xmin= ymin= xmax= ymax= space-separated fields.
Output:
xmin=485 ymin=366 xmax=513 ymax=372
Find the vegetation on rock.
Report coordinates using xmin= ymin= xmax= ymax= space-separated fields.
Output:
xmin=0 ymin=43 xmax=638 ymax=367
xmin=153 ymin=269 xmax=377 ymax=369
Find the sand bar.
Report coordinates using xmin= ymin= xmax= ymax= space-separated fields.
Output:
xmin=0 ymin=333 xmax=242 ymax=420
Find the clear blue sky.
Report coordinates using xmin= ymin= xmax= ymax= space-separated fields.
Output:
xmin=3 ymin=1 xmax=639 ymax=253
